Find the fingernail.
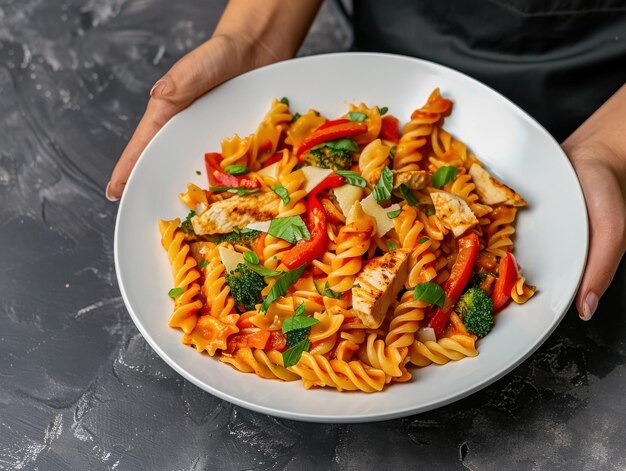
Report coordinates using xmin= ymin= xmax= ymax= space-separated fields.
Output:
xmin=150 ymin=79 xmax=168 ymax=97
xmin=581 ymin=291 xmax=599 ymax=321
xmin=105 ymin=182 xmax=120 ymax=202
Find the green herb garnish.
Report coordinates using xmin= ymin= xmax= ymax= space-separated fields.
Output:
xmin=372 ymin=167 xmax=394 ymax=203
xmin=324 ymin=138 xmax=359 ymax=152
xmin=314 ymin=280 xmax=342 ymax=299
xmin=242 ymin=251 xmax=284 ymax=277
xmin=268 ymin=216 xmax=310 ymax=244
xmin=280 ymin=97 xmax=290 ymax=106
xmin=335 ymin=170 xmax=367 ymax=188
xmin=260 ymin=264 xmax=307 ymax=313
xmin=224 ymin=165 xmax=249 ymax=175
xmin=347 ymin=111 xmax=368 ymax=122
xmin=271 ymin=184 xmax=290 ymax=205
xmin=179 ymin=210 xmax=196 ymax=234
xmin=168 ymin=287 xmax=184 ymax=298
xmin=413 ymin=281 xmax=446 ymax=307
xmin=399 ymin=184 xmax=419 ymax=206
xmin=282 ymin=339 xmax=311 ymax=368
xmin=378 ymin=106 xmax=389 ymax=116
xmin=387 ymin=209 xmax=401 ymax=219
xmin=387 ymin=240 xmax=398 ymax=251
xmin=432 ymin=166 xmax=459 ymax=188
xmin=198 ymin=259 xmax=208 ymax=269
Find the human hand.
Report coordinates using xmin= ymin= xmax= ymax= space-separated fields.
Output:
xmin=562 ymin=84 xmax=626 ymax=320
xmin=105 ymin=34 xmax=259 ymax=200
xmin=105 ymin=0 xmax=323 ymax=201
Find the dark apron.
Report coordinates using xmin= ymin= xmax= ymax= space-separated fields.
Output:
xmin=352 ymin=0 xmax=626 ymax=142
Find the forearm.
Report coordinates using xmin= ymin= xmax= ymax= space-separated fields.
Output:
xmin=214 ymin=0 xmax=324 ymax=66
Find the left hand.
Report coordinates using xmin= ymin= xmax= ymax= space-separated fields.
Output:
xmin=561 ymin=84 xmax=626 ymax=320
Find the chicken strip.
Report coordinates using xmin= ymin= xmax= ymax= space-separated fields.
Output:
xmin=469 ymin=164 xmax=526 ymax=207
xmin=431 ymin=191 xmax=479 ymax=237
xmin=191 ymin=191 xmax=280 ymax=235
xmin=352 ymin=249 xmax=410 ymax=329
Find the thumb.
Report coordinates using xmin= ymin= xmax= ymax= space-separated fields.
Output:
xmin=573 ymin=159 xmax=626 ymax=320
xmin=107 ymin=35 xmax=247 ymax=200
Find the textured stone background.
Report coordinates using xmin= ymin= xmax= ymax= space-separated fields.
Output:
xmin=1 ymin=1 xmax=625 ymax=469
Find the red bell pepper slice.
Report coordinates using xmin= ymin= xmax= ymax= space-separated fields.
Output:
xmin=492 ymin=252 xmax=519 ymax=313
xmin=281 ymin=175 xmax=345 ymax=269
xmin=315 ymin=118 xmax=350 ymax=132
xmin=296 ymin=121 xmax=367 ymax=158
xmin=428 ymin=232 xmax=479 ymax=338
xmin=380 ymin=115 xmax=400 ymax=143
xmin=204 ymin=153 xmax=260 ymax=189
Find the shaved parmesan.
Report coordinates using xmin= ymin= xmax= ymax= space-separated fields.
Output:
xmin=256 ymin=162 xmax=279 ymax=179
xmin=218 ymin=246 xmax=245 ymax=273
xmin=333 ymin=185 xmax=363 ymax=217
xmin=417 ymin=327 xmax=437 ymax=343
xmin=361 ymin=194 xmax=401 ymax=237
xmin=245 ymin=220 xmax=271 ymax=233
xmin=301 ymin=166 xmax=333 ymax=194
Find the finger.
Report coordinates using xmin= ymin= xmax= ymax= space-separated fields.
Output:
xmin=573 ymin=160 xmax=626 ymax=320
xmin=107 ymin=37 xmax=240 ymax=200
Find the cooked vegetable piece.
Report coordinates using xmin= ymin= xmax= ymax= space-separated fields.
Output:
xmin=455 ymin=287 xmax=494 ymax=338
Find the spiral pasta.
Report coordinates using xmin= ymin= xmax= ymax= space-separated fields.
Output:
xmin=159 ymin=92 xmax=534 ymax=392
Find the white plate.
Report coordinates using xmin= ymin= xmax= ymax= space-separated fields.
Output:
xmin=115 ymin=53 xmax=588 ymax=423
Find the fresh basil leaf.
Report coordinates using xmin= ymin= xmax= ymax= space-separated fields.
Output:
xmin=280 ymin=97 xmax=289 ymax=106
xmin=282 ymin=316 xmax=320 ymax=333
xmin=413 ymin=281 xmax=446 ymax=307
xmin=378 ymin=106 xmax=389 ymax=116
xmin=387 ymin=209 xmax=401 ymax=219
xmin=224 ymin=165 xmax=249 ymax=175
xmin=294 ymin=302 xmax=306 ymax=317
xmin=347 ymin=111 xmax=368 ymax=122
xmin=242 ymin=251 xmax=284 ymax=277
xmin=292 ymin=112 xmax=301 ymax=122
xmin=268 ymin=216 xmax=310 ymax=244
xmin=324 ymin=138 xmax=359 ymax=152
xmin=282 ymin=339 xmax=310 ymax=368
xmin=195 ymin=170 xmax=201 ymax=176
xmin=314 ymin=281 xmax=342 ymax=299
xmin=399 ymin=184 xmax=419 ymax=206
xmin=209 ymin=186 xmax=260 ymax=196
xmin=432 ymin=166 xmax=459 ymax=188
xmin=260 ymin=264 xmax=307 ymax=313
xmin=335 ymin=170 xmax=367 ymax=188
xmin=198 ymin=259 xmax=208 ymax=269
xmin=271 ymin=184 xmax=290 ymax=205
xmin=418 ymin=237 xmax=429 ymax=244
xmin=168 ymin=287 xmax=184 ymax=298
xmin=243 ymin=251 xmax=259 ymax=265
xmin=372 ymin=167 xmax=394 ymax=203
xmin=387 ymin=240 xmax=398 ymax=251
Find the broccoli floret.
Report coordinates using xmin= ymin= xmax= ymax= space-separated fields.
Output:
xmin=304 ymin=147 xmax=353 ymax=171
xmin=225 ymin=263 xmax=266 ymax=310
xmin=455 ymin=287 xmax=494 ymax=338
xmin=286 ymin=328 xmax=309 ymax=347
xmin=217 ymin=228 xmax=261 ymax=248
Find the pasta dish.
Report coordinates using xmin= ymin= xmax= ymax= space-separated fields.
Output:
xmin=158 ymin=89 xmax=535 ymax=392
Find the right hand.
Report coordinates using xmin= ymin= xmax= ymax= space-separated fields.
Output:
xmin=106 ymin=34 xmax=260 ymax=201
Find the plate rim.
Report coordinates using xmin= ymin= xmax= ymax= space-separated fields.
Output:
xmin=114 ymin=51 xmax=588 ymax=423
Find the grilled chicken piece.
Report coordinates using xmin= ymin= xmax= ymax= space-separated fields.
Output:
xmin=352 ymin=249 xmax=410 ymax=329
xmin=431 ymin=191 xmax=479 ymax=237
xmin=393 ymin=170 xmax=430 ymax=190
xmin=469 ymin=164 xmax=526 ymax=207
xmin=191 ymin=191 xmax=280 ymax=235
